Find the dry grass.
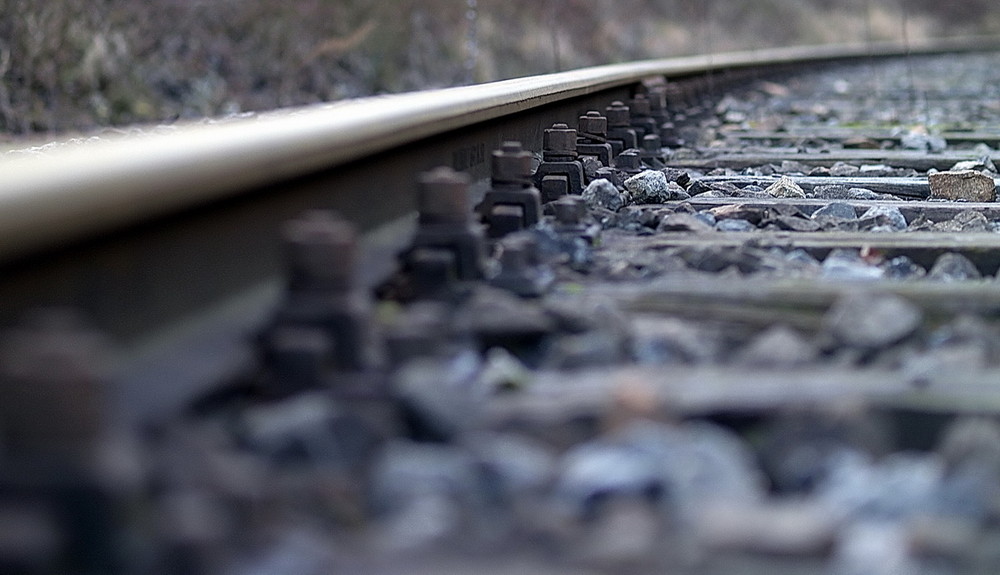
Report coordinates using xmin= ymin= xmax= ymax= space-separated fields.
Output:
xmin=0 ymin=0 xmax=997 ymax=136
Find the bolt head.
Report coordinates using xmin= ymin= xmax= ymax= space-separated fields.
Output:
xmin=498 ymin=241 xmax=529 ymax=271
xmin=492 ymin=141 xmax=533 ymax=183
xmin=605 ymin=101 xmax=630 ymax=127
xmin=642 ymin=134 xmax=662 ymax=152
xmin=418 ymin=166 xmax=471 ymax=224
xmin=285 ymin=211 xmax=357 ymax=291
xmin=552 ymin=198 xmax=580 ymax=225
xmin=630 ymin=94 xmax=651 ymax=117
xmin=577 ymin=111 xmax=608 ymax=137
xmin=544 ymin=124 xmax=577 ymax=154
xmin=615 ymin=149 xmax=641 ymax=171
xmin=646 ymin=89 xmax=667 ymax=113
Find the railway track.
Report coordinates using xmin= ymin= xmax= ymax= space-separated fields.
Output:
xmin=4 ymin=37 xmax=1000 ymax=573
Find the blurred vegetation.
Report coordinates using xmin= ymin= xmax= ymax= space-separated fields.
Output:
xmin=1 ymin=0 xmax=998 ymax=135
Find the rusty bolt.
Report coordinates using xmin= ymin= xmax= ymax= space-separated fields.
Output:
xmin=498 ymin=239 xmax=530 ymax=272
xmin=543 ymin=123 xmax=578 ymax=155
xmin=630 ymin=94 xmax=652 ymax=117
xmin=642 ymin=134 xmax=662 ymax=153
xmin=605 ymin=101 xmax=631 ymax=127
xmin=492 ymin=141 xmax=533 ymax=185
xmin=578 ymin=111 xmax=608 ymax=138
xmin=615 ymin=149 xmax=642 ymax=172
xmin=284 ymin=210 xmax=357 ymax=292
xmin=647 ymin=90 xmax=668 ymax=115
xmin=552 ymin=196 xmax=586 ymax=226
xmin=418 ymin=166 xmax=472 ymax=225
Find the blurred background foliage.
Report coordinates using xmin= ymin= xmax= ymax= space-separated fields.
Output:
xmin=1 ymin=0 xmax=997 ymax=135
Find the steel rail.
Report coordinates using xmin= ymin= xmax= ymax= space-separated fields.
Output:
xmin=3 ymin=36 xmax=1000 ymax=422
xmin=3 ymin=36 xmax=1000 ymax=264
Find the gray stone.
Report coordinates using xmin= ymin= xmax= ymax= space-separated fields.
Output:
xmin=928 ymin=252 xmax=982 ymax=282
xmin=929 ymin=170 xmax=996 ymax=202
xmin=859 ymin=205 xmax=907 ymax=231
xmin=848 ymin=188 xmax=895 ymax=200
xmin=619 ymin=420 xmax=766 ymax=514
xmin=476 ymin=347 xmax=533 ymax=392
xmin=882 ymin=256 xmax=926 ymax=280
xmin=630 ymin=316 xmax=721 ymax=364
xmin=812 ymin=202 xmax=857 ymax=222
xmin=660 ymin=167 xmax=691 ymax=187
xmin=829 ymin=162 xmax=861 ymax=177
xmin=764 ymin=176 xmax=806 ymax=198
xmin=555 ymin=440 xmax=662 ymax=519
xmin=543 ymin=331 xmax=626 ymax=369
xmin=582 ymin=178 xmax=624 ymax=211
xmin=938 ymin=417 xmax=1000 ymax=474
xmin=829 ymin=521 xmax=918 ymax=575
xmin=777 ymin=160 xmax=812 ymax=175
xmin=819 ymin=451 xmax=944 ymax=520
xmin=466 ymin=431 xmax=556 ymax=500
xmin=733 ymin=325 xmax=818 ymax=367
xmin=772 ymin=215 xmax=821 ymax=232
xmin=901 ymin=130 xmax=947 ymax=152
xmin=821 ymin=249 xmax=884 ymax=281
xmin=581 ymin=155 xmax=603 ymax=180
xmin=933 ymin=210 xmax=990 ymax=233
xmin=784 ymin=248 xmax=822 ymax=273
xmin=693 ymin=500 xmax=836 ymax=555
xmin=693 ymin=211 xmax=716 ymax=227
xmin=715 ymin=218 xmax=755 ymax=232
xmin=759 ymin=408 xmax=890 ymax=495
xmin=395 ymin=350 xmax=484 ymax=440
xmin=624 ymin=170 xmax=671 ymax=204
xmin=454 ymin=285 xmax=556 ymax=337
xmin=709 ymin=203 xmax=765 ymax=224
xmin=951 ymin=156 xmax=996 ymax=173
xmin=369 ymin=440 xmax=483 ymax=550
xmin=814 ymin=185 xmax=893 ymax=201
xmin=666 ymin=181 xmax=690 ymax=200
xmin=822 ymin=292 xmax=922 ymax=349
xmin=812 ymin=184 xmax=851 ymax=199
xmin=657 ymin=212 xmax=715 ymax=233
xmin=693 ymin=189 xmax=729 ymax=199
xmin=240 ymin=392 xmax=380 ymax=469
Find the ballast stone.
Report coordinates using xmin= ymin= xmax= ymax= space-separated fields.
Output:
xmin=625 ymin=170 xmax=678 ymax=204
xmin=928 ymin=170 xmax=996 ymax=202
xmin=764 ymin=176 xmax=806 ymax=198
xmin=928 ymin=252 xmax=982 ymax=282
xmin=859 ymin=205 xmax=907 ymax=231
xmin=582 ymin=178 xmax=625 ymax=211
xmin=822 ymin=293 xmax=922 ymax=349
